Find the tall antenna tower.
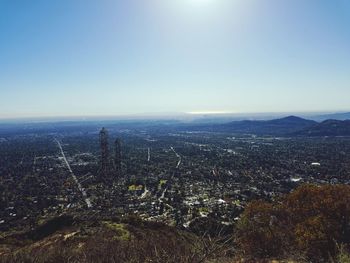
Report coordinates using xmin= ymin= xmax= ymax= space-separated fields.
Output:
xmin=99 ymin=127 xmax=109 ymax=178
xmin=115 ymin=138 xmax=122 ymax=176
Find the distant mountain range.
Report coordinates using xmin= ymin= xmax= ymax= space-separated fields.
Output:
xmin=1 ymin=114 xmax=350 ymax=137
xmin=294 ymin=119 xmax=350 ymax=137
xmin=184 ymin=116 xmax=350 ymax=137
xmin=309 ymin=112 xmax=350 ymax=122
xmin=184 ymin=116 xmax=316 ymax=135
xmin=216 ymin=116 xmax=318 ymax=135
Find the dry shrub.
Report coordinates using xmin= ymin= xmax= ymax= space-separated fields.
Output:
xmin=236 ymin=184 xmax=350 ymax=262
xmin=0 ymin=218 xmax=231 ymax=263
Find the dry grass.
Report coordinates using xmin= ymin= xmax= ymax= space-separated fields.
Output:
xmin=0 ymin=215 xmax=233 ymax=263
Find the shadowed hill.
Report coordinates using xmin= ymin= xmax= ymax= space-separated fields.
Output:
xmin=311 ymin=112 xmax=350 ymax=122
xmin=183 ymin=116 xmax=317 ymax=135
xmin=294 ymin=119 xmax=350 ymax=136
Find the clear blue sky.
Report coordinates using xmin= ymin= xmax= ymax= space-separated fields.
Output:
xmin=0 ymin=0 xmax=349 ymax=118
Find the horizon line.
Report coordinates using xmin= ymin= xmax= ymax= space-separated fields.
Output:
xmin=0 ymin=110 xmax=349 ymax=123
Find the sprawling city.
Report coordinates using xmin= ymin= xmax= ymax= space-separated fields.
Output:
xmin=1 ymin=115 xmax=350 ymax=262
xmin=1 ymin=120 xmax=350 ymax=231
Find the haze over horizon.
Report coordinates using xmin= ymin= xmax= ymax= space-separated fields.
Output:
xmin=1 ymin=0 xmax=350 ymax=118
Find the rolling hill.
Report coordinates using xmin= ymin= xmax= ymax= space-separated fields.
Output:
xmin=184 ymin=116 xmax=318 ymax=135
xmin=294 ymin=119 xmax=350 ymax=136
xmin=310 ymin=112 xmax=350 ymax=122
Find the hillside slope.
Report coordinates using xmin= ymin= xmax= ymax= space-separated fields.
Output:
xmin=0 ymin=215 xmax=230 ymax=263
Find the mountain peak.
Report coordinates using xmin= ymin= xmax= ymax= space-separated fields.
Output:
xmin=283 ymin=115 xmax=304 ymax=120
xmin=270 ymin=116 xmax=316 ymax=125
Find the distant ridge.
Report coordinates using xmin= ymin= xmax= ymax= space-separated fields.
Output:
xmin=219 ymin=116 xmax=317 ymax=135
xmin=311 ymin=112 xmax=350 ymax=122
xmin=295 ymin=119 xmax=350 ymax=136
xmin=184 ymin=116 xmax=317 ymax=135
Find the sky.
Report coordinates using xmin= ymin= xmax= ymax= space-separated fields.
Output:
xmin=0 ymin=0 xmax=350 ymax=119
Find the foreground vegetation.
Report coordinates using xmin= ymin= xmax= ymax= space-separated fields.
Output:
xmin=236 ymin=184 xmax=350 ymax=262
xmin=0 ymin=215 xmax=232 ymax=263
